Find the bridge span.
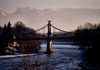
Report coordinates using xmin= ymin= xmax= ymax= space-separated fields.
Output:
xmin=15 ymin=21 xmax=76 ymax=54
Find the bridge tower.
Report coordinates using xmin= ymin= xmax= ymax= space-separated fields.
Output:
xmin=46 ymin=20 xmax=53 ymax=54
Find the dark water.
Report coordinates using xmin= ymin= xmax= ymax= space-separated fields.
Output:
xmin=0 ymin=42 xmax=82 ymax=70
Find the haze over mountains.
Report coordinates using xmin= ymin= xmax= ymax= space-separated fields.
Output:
xmin=0 ymin=7 xmax=100 ymax=31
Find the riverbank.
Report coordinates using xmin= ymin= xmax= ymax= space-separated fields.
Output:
xmin=78 ymin=49 xmax=100 ymax=70
xmin=0 ymin=53 xmax=45 ymax=59
xmin=79 ymin=60 xmax=100 ymax=70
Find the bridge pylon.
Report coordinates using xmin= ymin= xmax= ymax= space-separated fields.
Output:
xmin=46 ymin=20 xmax=53 ymax=54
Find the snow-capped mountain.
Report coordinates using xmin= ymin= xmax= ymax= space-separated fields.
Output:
xmin=0 ymin=9 xmax=7 ymax=17
xmin=0 ymin=8 xmax=100 ymax=30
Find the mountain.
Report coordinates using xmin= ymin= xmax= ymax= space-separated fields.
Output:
xmin=0 ymin=8 xmax=100 ymax=31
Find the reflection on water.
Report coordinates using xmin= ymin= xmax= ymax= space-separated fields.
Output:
xmin=19 ymin=54 xmax=54 ymax=70
xmin=0 ymin=42 xmax=82 ymax=70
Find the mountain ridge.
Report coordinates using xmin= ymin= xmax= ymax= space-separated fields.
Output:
xmin=0 ymin=8 xmax=100 ymax=31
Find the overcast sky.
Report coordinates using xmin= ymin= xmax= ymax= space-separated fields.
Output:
xmin=0 ymin=0 xmax=100 ymax=13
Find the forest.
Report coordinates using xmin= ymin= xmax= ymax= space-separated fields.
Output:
xmin=0 ymin=21 xmax=41 ymax=55
xmin=75 ymin=22 xmax=100 ymax=69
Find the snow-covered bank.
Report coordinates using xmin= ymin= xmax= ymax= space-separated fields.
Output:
xmin=0 ymin=53 xmax=44 ymax=59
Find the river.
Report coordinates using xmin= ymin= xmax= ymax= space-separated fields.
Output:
xmin=0 ymin=41 xmax=82 ymax=70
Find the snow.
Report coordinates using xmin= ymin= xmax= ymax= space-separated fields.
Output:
xmin=0 ymin=54 xmax=36 ymax=59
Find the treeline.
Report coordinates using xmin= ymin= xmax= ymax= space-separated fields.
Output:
xmin=0 ymin=21 xmax=41 ymax=55
xmin=0 ymin=22 xmax=13 ymax=54
xmin=75 ymin=22 xmax=100 ymax=69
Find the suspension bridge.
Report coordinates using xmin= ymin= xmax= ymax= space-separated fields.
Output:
xmin=15 ymin=20 xmax=76 ymax=54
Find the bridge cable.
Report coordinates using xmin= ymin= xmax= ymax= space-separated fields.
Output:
xmin=22 ymin=24 xmax=47 ymax=35
xmin=35 ymin=24 xmax=47 ymax=32
xmin=51 ymin=24 xmax=68 ymax=33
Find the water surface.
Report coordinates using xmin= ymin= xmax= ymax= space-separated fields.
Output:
xmin=0 ymin=41 xmax=82 ymax=70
